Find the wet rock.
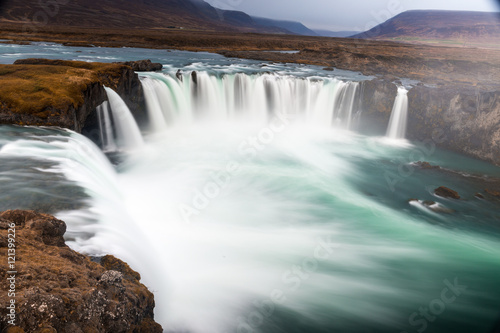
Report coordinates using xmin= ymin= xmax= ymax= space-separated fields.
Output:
xmin=0 ymin=210 xmax=162 ymax=333
xmin=475 ymin=193 xmax=485 ymax=199
xmin=434 ymin=186 xmax=461 ymax=199
xmin=176 ymin=69 xmax=183 ymax=81
xmin=408 ymin=199 xmax=455 ymax=213
xmin=115 ymin=59 xmax=163 ymax=72
xmin=323 ymin=67 xmax=334 ymax=71
xmin=414 ymin=161 xmax=440 ymax=169
xmin=485 ymin=188 xmax=500 ymax=198
xmin=191 ymin=70 xmax=198 ymax=85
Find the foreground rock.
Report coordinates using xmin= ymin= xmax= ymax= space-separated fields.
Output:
xmin=115 ymin=59 xmax=163 ymax=71
xmin=0 ymin=59 xmax=144 ymax=132
xmin=434 ymin=186 xmax=461 ymax=199
xmin=0 ymin=210 xmax=162 ymax=333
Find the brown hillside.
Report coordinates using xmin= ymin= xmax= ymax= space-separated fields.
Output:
xmin=0 ymin=0 xmax=286 ymax=33
xmin=354 ymin=10 xmax=500 ymax=48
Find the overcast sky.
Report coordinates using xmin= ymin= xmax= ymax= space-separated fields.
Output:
xmin=205 ymin=0 xmax=499 ymax=31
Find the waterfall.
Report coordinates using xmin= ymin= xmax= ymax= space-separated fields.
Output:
xmin=140 ymin=72 xmax=360 ymax=129
xmin=141 ymin=78 xmax=169 ymax=132
xmin=104 ymin=87 xmax=144 ymax=149
xmin=386 ymin=87 xmax=409 ymax=139
xmin=96 ymin=101 xmax=117 ymax=152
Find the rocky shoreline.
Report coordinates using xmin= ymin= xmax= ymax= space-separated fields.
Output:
xmin=0 ymin=210 xmax=163 ymax=332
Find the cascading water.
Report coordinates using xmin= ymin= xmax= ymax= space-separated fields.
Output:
xmin=386 ymin=86 xmax=409 ymax=139
xmin=104 ymin=87 xmax=144 ymax=149
xmin=1 ymin=53 xmax=500 ymax=333
xmin=96 ymin=101 xmax=117 ymax=152
xmin=140 ymin=72 xmax=360 ymax=129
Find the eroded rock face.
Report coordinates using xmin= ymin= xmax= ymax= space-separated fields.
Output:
xmin=0 ymin=59 xmax=146 ymax=133
xmin=115 ymin=59 xmax=163 ymax=72
xmin=359 ymin=80 xmax=500 ymax=166
xmin=0 ymin=210 xmax=162 ymax=333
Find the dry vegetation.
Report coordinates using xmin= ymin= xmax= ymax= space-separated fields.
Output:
xmin=0 ymin=60 xmax=129 ymax=117
xmin=1 ymin=24 xmax=499 ymax=86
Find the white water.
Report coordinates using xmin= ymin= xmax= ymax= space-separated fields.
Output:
xmin=104 ymin=87 xmax=144 ymax=149
xmin=96 ymin=101 xmax=117 ymax=152
xmin=386 ymin=87 xmax=408 ymax=139
xmin=140 ymin=72 xmax=360 ymax=129
xmin=1 ymin=70 xmax=500 ymax=333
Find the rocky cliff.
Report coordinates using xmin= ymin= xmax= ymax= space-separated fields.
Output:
xmin=0 ymin=210 xmax=163 ymax=332
xmin=359 ymin=80 xmax=500 ymax=165
xmin=0 ymin=59 xmax=146 ymax=133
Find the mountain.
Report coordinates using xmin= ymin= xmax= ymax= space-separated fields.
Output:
xmin=313 ymin=30 xmax=360 ymax=38
xmin=252 ymin=17 xmax=318 ymax=36
xmin=352 ymin=10 xmax=500 ymax=47
xmin=0 ymin=0 xmax=287 ymax=33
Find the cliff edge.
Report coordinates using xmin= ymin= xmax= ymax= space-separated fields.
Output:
xmin=0 ymin=210 xmax=163 ymax=332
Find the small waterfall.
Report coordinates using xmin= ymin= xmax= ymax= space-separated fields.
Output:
xmin=141 ymin=78 xmax=168 ymax=132
xmin=140 ymin=72 xmax=360 ymax=129
xmin=386 ymin=87 xmax=409 ymax=139
xmin=104 ymin=87 xmax=144 ymax=149
xmin=96 ymin=101 xmax=117 ymax=152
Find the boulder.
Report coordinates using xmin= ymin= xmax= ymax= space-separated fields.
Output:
xmin=434 ymin=186 xmax=461 ymax=199
xmin=0 ymin=210 xmax=162 ymax=333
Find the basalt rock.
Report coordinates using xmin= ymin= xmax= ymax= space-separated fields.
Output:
xmin=0 ymin=59 xmax=145 ymax=134
xmin=0 ymin=210 xmax=162 ymax=333
xmin=358 ymin=79 xmax=500 ymax=166
xmin=413 ymin=161 xmax=440 ymax=169
xmin=115 ymin=59 xmax=163 ymax=72
xmin=434 ymin=186 xmax=461 ymax=199
xmin=485 ymin=189 xmax=500 ymax=198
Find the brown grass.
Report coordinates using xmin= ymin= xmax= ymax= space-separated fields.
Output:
xmin=0 ymin=61 xmax=127 ymax=116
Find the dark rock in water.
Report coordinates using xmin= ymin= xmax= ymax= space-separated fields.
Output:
xmin=475 ymin=193 xmax=485 ymax=199
xmin=485 ymin=189 xmax=500 ymax=197
xmin=323 ymin=67 xmax=334 ymax=71
xmin=414 ymin=161 xmax=440 ymax=169
xmin=434 ymin=186 xmax=461 ymax=199
xmin=191 ymin=71 xmax=198 ymax=85
xmin=176 ymin=69 xmax=183 ymax=81
xmin=0 ymin=210 xmax=162 ymax=333
xmin=408 ymin=199 xmax=454 ymax=213
xmin=115 ymin=59 xmax=163 ymax=72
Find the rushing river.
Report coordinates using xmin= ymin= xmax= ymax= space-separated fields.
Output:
xmin=1 ymin=42 xmax=500 ymax=333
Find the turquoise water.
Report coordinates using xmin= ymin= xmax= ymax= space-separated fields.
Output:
xmin=0 ymin=43 xmax=499 ymax=333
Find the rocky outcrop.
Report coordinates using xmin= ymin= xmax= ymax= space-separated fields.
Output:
xmin=115 ymin=59 xmax=163 ymax=72
xmin=0 ymin=210 xmax=162 ymax=333
xmin=406 ymin=84 xmax=500 ymax=165
xmin=0 ymin=59 xmax=145 ymax=133
xmin=359 ymin=79 xmax=500 ymax=165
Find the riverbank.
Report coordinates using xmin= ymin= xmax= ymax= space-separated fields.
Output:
xmin=1 ymin=23 xmax=500 ymax=86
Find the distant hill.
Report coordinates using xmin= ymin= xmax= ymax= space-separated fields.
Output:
xmin=313 ymin=30 xmax=360 ymax=38
xmin=352 ymin=10 xmax=500 ymax=48
xmin=0 ymin=0 xmax=288 ymax=34
xmin=252 ymin=17 xmax=318 ymax=36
